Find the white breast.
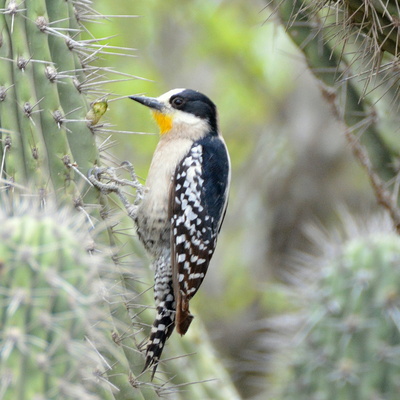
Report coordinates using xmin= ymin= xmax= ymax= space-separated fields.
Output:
xmin=145 ymin=137 xmax=194 ymax=208
xmin=135 ymin=136 xmax=195 ymax=254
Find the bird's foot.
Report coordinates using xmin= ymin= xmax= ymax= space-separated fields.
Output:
xmin=88 ymin=162 xmax=144 ymax=219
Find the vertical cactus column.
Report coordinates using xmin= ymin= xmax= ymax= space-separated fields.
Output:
xmin=0 ymin=1 xmax=146 ymax=397
xmin=0 ymin=0 xmax=99 ymax=205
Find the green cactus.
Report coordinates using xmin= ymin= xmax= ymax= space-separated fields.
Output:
xmin=0 ymin=199 xmax=117 ymax=399
xmin=0 ymin=1 xmax=242 ymax=397
xmin=272 ymin=227 xmax=400 ymax=400
xmin=0 ymin=0 xmax=100 ymax=204
xmin=0 ymin=1 xmax=148 ymax=395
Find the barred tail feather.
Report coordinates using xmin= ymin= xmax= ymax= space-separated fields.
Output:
xmin=143 ymin=295 xmax=175 ymax=378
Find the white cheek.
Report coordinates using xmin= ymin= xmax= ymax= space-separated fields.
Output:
xmin=173 ymin=111 xmax=203 ymax=126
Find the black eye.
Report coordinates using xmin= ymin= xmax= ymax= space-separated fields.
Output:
xmin=171 ymin=97 xmax=184 ymax=107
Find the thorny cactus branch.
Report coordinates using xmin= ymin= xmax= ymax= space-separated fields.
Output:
xmin=344 ymin=127 xmax=400 ymax=234
xmin=269 ymin=0 xmax=400 ymax=229
xmin=343 ymin=0 xmax=400 ymax=57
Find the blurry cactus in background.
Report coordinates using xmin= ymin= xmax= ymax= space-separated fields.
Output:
xmin=0 ymin=199 xmax=115 ymax=399
xmin=270 ymin=215 xmax=400 ymax=399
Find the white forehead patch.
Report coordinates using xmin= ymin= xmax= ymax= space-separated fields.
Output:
xmin=157 ymin=88 xmax=186 ymax=104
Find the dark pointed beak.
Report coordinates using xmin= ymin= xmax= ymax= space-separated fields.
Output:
xmin=129 ymin=95 xmax=164 ymax=111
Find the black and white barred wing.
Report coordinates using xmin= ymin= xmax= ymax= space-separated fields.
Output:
xmin=169 ymin=139 xmax=230 ymax=335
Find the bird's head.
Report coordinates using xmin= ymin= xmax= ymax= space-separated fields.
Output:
xmin=129 ymin=89 xmax=218 ymax=136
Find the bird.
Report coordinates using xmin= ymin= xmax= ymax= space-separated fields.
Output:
xmin=92 ymin=88 xmax=230 ymax=377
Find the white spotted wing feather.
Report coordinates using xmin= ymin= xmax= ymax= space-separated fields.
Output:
xmin=169 ymin=140 xmax=230 ymax=335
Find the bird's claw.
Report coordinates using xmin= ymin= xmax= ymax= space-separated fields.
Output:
xmin=88 ymin=162 xmax=144 ymax=219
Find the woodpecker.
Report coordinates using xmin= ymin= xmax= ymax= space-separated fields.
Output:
xmin=90 ymin=89 xmax=230 ymax=376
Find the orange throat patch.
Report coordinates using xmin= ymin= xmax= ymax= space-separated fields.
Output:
xmin=152 ymin=111 xmax=173 ymax=134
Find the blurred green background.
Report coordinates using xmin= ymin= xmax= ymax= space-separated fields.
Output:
xmin=85 ymin=0 xmax=377 ymax=397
